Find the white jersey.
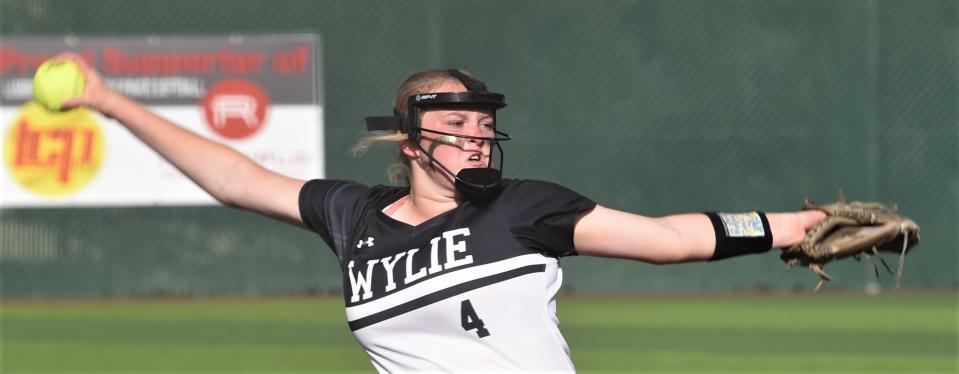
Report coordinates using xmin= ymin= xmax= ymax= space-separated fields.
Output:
xmin=299 ymin=179 xmax=596 ymax=372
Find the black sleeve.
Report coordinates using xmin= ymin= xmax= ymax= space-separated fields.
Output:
xmin=298 ymin=179 xmax=372 ymax=259
xmin=499 ymin=180 xmax=597 ymax=257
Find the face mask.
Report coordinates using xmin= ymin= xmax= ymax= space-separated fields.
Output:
xmin=365 ymin=70 xmax=511 ymax=201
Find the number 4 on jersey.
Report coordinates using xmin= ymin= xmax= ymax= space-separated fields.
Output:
xmin=460 ymin=299 xmax=490 ymax=338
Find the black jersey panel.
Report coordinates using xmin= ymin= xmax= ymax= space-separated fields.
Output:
xmin=495 ymin=180 xmax=597 ymax=257
xmin=299 ymin=179 xmax=374 ymax=258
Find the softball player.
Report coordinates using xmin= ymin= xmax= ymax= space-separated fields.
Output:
xmin=58 ymin=54 xmax=825 ymax=372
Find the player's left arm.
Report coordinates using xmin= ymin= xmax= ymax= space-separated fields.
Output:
xmin=573 ymin=205 xmax=825 ymax=264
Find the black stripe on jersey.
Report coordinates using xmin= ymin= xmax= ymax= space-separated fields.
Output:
xmin=348 ymin=264 xmax=546 ymax=331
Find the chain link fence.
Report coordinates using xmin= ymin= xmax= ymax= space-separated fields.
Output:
xmin=1 ymin=0 xmax=955 ymax=298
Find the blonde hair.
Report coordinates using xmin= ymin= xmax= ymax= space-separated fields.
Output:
xmin=353 ymin=70 xmax=476 ymax=184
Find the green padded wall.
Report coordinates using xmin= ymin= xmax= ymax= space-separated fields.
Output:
xmin=1 ymin=0 xmax=955 ymax=298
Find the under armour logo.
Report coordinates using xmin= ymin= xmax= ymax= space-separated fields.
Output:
xmin=356 ymin=237 xmax=375 ymax=248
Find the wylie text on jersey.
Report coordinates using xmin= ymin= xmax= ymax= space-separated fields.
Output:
xmin=347 ymin=227 xmax=474 ymax=303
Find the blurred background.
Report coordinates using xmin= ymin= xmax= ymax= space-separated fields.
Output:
xmin=0 ymin=0 xmax=955 ymax=298
xmin=1 ymin=1 xmax=956 ymax=372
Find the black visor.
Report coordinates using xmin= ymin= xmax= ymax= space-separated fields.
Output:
xmin=366 ymin=91 xmax=507 ymax=134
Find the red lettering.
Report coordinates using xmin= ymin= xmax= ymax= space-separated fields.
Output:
xmin=102 ymin=47 xmax=124 ymax=75
xmin=81 ymin=130 xmax=95 ymax=163
xmin=272 ymin=46 xmax=309 ymax=74
xmin=47 ymin=128 xmax=75 ymax=184
xmin=0 ymin=48 xmax=96 ymax=76
xmin=11 ymin=120 xmax=97 ymax=185
xmin=0 ymin=48 xmax=53 ymax=75
xmin=101 ymin=47 xmax=265 ymax=76
xmin=219 ymin=51 xmax=265 ymax=74
xmin=14 ymin=120 xmax=41 ymax=166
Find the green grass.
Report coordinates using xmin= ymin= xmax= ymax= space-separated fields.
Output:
xmin=1 ymin=293 xmax=956 ymax=372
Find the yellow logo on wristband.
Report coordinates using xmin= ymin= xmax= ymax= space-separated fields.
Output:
xmin=4 ymin=102 xmax=105 ymax=197
xmin=718 ymin=212 xmax=765 ymax=237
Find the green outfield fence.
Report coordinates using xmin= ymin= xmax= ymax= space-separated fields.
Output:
xmin=1 ymin=0 xmax=956 ymax=299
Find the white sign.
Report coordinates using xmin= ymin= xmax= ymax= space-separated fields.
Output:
xmin=0 ymin=35 xmax=324 ymax=207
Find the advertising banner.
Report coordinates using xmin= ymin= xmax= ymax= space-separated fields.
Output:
xmin=0 ymin=34 xmax=323 ymax=207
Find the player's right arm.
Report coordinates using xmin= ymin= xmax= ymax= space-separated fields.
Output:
xmin=57 ymin=53 xmax=307 ymax=227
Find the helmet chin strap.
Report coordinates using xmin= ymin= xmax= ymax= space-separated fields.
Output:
xmin=415 ymin=135 xmax=504 ymax=201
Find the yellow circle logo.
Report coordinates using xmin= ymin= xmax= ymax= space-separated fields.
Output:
xmin=4 ymin=102 xmax=105 ymax=197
